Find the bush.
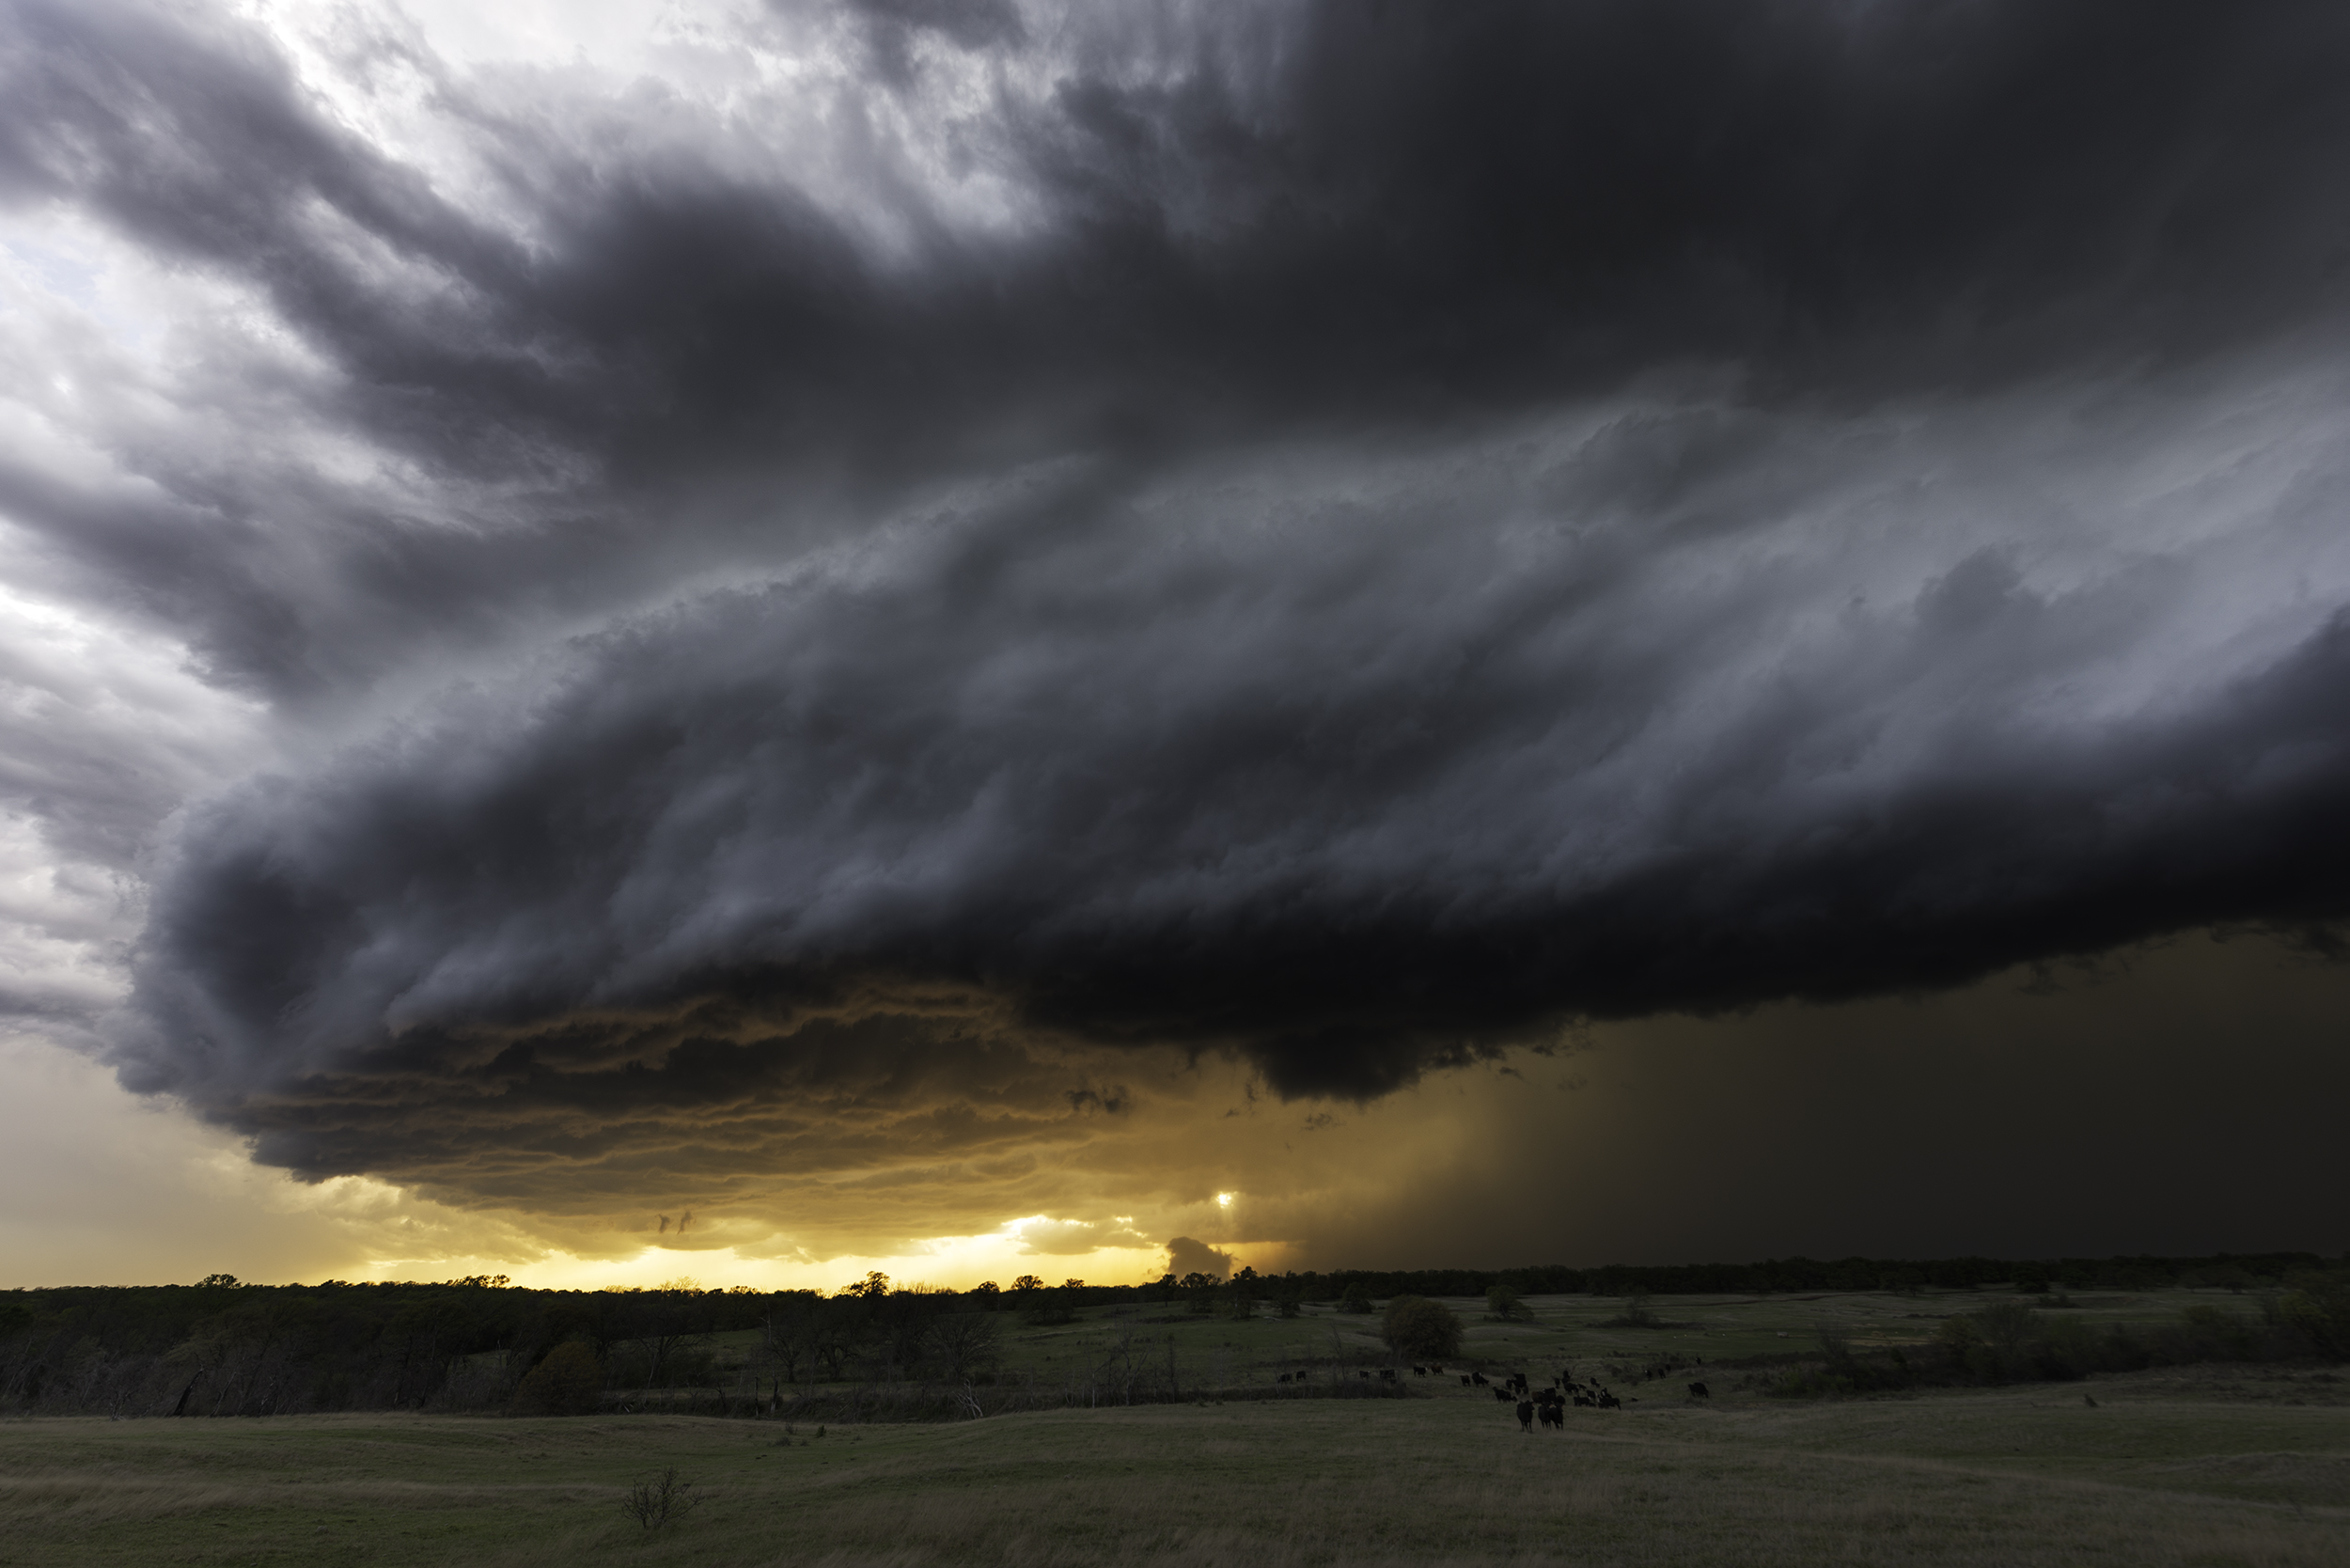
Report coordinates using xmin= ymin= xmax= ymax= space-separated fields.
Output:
xmin=509 ymin=1342 xmax=604 ymax=1416
xmin=1381 ymin=1296 xmax=1464 ymax=1360
xmin=621 ymin=1467 xmax=699 ymax=1529
xmin=1598 ymin=1289 xmax=1664 ymax=1328
xmin=2268 ymin=1270 xmax=2350 ymax=1357
xmin=1485 ymin=1285 xmax=1531 ymax=1322
xmin=1338 ymin=1283 xmax=1374 ymax=1315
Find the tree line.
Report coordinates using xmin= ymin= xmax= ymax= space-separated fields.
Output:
xmin=0 ymin=1250 xmax=2332 ymax=1419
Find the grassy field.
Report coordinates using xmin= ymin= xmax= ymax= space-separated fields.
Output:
xmin=2 ymin=1359 xmax=2342 ymax=1567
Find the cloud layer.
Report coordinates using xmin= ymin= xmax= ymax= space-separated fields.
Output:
xmin=2 ymin=0 xmax=2346 ymax=1251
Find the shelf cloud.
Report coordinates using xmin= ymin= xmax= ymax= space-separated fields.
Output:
xmin=4 ymin=0 xmax=2347 ymax=1258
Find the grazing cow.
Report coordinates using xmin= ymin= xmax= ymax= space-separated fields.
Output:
xmin=1460 ymin=1375 xmax=1472 ymax=1386
xmin=1357 ymin=1371 xmax=1370 ymax=1380
xmin=1276 ymin=1372 xmax=1288 ymax=1384
xmin=1540 ymin=1403 xmax=1563 ymax=1430
xmin=1471 ymin=1372 xmax=1489 ymax=1387
xmin=1688 ymin=1381 xmax=1710 ymax=1399
xmin=1493 ymin=1387 xmax=1511 ymax=1403
xmin=1514 ymin=1400 xmax=1535 ymax=1434
xmin=1598 ymin=1392 xmax=1621 ymax=1409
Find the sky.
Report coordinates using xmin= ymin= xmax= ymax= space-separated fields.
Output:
xmin=1 ymin=0 xmax=2346 ymax=1291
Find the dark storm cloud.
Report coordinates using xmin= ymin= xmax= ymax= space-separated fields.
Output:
xmin=114 ymin=394 xmax=2350 ymax=1123
xmin=4 ymin=0 xmax=2343 ymax=1199
xmin=1166 ymin=1237 xmax=1233 ymax=1282
xmin=8 ymin=0 xmax=2346 ymax=701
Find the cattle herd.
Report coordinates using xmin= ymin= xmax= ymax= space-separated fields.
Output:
xmin=1268 ymin=1357 xmax=1716 ymax=1428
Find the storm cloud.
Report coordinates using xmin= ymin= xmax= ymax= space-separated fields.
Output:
xmin=3 ymin=0 xmax=2348 ymax=1240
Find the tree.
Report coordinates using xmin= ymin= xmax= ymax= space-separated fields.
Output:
xmin=1010 ymin=1276 xmax=1045 ymax=1294
xmin=927 ymin=1313 xmax=1002 ymax=1381
xmin=509 ymin=1341 xmax=603 ymax=1416
xmin=759 ymin=1294 xmax=818 ymax=1385
xmin=1486 ymin=1285 xmax=1532 ymax=1322
xmin=614 ymin=1285 xmax=710 ymax=1387
xmin=968 ymin=1281 xmax=1003 ymax=1310
xmin=1381 ymin=1296 xmax=1464 ymax=1361
xmin=1020 ymin=1282 xmax=1077 ymax=1326
xmin=1338 ymin=1282 xmax=1374 ymax=1315
xmin=840 ymin=1272 xmax=890 ymax=1300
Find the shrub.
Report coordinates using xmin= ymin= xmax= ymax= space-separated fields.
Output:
xmin=1381 ymin=1296 xmax=1464 ymax=1360
xmin=1485 ymin=1285 xmax=1531 ymax=1322
xmin=621 ymin=1467 xmax=699 ymax=1529
xmin=509 ymin=1342 xmax=603 ymax=1417
xmin=1598 ymin=1289 xmax=1663 ymax=1328
xmin=1338 ymin=1283 xmax=1374 ymax=1315
xmin=2268 ymin=1270 xmax=2350 ymax=1358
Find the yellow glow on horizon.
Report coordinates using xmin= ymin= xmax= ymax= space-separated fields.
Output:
xmin=376 ymin=1231 xmax=1200 ymax=1294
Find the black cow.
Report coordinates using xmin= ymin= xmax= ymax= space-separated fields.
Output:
xmin=1688 ymin=1381 xmax=1711 ymax=1399
xmin=1540 ymin=1403 xmax=1564 ymax=1430
xmin=1514 ymin=1400 xmax=1535 ymax=1433
xmin=1460 ymin=1375 xmax=1472 ymax=1386
xmin=1472 ymin=1372 xmax=1489 ymax=1387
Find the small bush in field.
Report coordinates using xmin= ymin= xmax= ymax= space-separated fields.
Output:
xmin=622 ymin=1467 xmax=700 ymax=1529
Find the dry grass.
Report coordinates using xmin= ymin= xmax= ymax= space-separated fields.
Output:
xmin=0 ymin=1368 xmax=2341 ymax=1567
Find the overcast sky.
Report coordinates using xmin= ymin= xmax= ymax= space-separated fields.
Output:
xmin=2 ymin=0 xmax=2345 ymax=1289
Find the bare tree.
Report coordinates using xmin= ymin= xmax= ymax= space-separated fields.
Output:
xmin=926 ymin=1313 xmax=1002 ymax=1384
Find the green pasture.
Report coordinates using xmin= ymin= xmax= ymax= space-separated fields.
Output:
xmin=3 ymin=1357 xmax=2341 ymax=1567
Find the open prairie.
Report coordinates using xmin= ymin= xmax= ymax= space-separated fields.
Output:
xmin=3 ymin=1360 xmax=2342 ymax=1568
